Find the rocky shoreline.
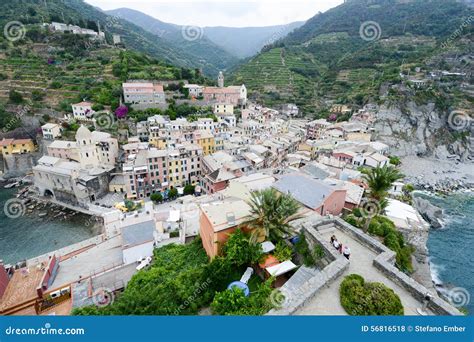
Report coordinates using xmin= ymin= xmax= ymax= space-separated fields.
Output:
xmin=400 ymin=156 xmax=473 ymax=301
xmin=401 ymin=156 xmax=474 ymax=194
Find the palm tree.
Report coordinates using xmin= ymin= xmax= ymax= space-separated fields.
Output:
xmin=247 ymin=188 xmax=300 ymax=243
xmin=360 ymin=165 xmax=404 ymax=231
xmin=362 ymin=165 xmax=404 ymax=200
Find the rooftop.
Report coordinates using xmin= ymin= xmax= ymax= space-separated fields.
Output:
xmin=272 ymin=173 xmax=337 ymax=209
xmin=122 ymin=220 xmax=156 ymax=248
xmin=201 ymin=198 xmax=252 ymax=232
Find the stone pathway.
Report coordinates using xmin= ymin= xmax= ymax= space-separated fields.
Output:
xmin=296 ymin=228 xmax=431 ymax=316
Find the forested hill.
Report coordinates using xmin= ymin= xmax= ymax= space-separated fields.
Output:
xmin=0 ymin=0 xmax=234 ymax=75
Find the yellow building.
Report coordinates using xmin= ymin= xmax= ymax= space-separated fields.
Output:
xmin=149 ymin=136 xmax=168 ymax=149
xmin=213 ymin=103 xmax=234 ymax=115
xmin=194 ymin=130 xmax=215 ymax=156
xmin=0 ymin=138 xmax=35 ymax=157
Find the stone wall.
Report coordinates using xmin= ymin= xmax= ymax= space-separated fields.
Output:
xmin=268 ymin=215 xmax=462 ymax=316
xmin=330 ymin=217 xmax=462 ymax=316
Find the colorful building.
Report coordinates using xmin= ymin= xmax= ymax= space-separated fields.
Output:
xmin=199 ymin=198 xmax=252 ymax=259
xmin=0 ymin=138 xmax=35 ymax=156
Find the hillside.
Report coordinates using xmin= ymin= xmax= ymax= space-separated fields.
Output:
xmin=105 ymin=8 xmax=238 ymax=71
xmin=230 ymin=0 xmax=473 ymax=114
xmin=0 ymin=27 xmax=208 ymax=135
xmin=0 ymin=0 xmax=231 ymax=75
xmin=106 ymin=7 xmax=304 ymax=59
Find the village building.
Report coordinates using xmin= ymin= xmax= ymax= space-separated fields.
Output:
xmin=0 ymin=138 xmax=35 ymax=157
xmin=41 ymin=123 xmax=62 ymax=140
xmin=71 ymin=101 xmax=94 ymax=121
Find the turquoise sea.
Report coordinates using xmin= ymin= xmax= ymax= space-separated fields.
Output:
xmin=416 ymin=192 xmax=474 ymax=315
xmin=0 ymin=188 xmax=96 ymax=265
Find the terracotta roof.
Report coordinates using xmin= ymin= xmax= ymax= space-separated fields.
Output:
xmin=0 ymin=138 xmax=14 ymax=146
xmin=0 ymin=138 xmax=32 ymax=146
xmin=73 ymin=101 xmax=92 ymax=107
xmin=259 ymin=255 xmax=279 ymax=269
xmin=203 ymin=86 xmax=240 ymax=95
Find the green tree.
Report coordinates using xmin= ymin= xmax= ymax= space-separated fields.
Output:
xmin=247 ymin=188 xmax=300 ymax=243
xmin=168 ymin=187 xmax=178 ymax=199
xmin=223 ymin=229 xmax=263 ymax=267
xmin=150 ymin=193 xmax=163 ymax=203
xmin=183 ymin=184 xmax=195 ymax=195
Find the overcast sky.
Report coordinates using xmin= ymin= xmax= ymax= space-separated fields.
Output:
xmin=84 ymin=0 xmax=344 ymax=27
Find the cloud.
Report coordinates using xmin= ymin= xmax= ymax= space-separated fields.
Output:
xmin=85 ymin=0 xmax=344 ymax=27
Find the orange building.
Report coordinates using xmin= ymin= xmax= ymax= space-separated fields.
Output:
xmin=199 ymin=198 xmax=253 ymax=259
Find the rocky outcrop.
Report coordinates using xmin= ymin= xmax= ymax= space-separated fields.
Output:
xmin=374 ymin=102 xmax=471 ymax=161
xmin=413 ymin=197 xmax=443 ymax=228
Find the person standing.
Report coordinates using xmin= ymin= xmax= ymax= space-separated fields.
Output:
xmin=343 ymin=246 xmax=351 ymax=260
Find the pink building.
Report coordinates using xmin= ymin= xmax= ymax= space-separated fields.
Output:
xmin=272 ymin=173 xmax=346 ymax=216
xmin=123 ymin=82 xmax=165 ymax=105
xmin=202 ymin=85 xmax=247 ymax=106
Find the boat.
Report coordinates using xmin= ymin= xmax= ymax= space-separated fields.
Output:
xmin=4 ymin=182 xmax=20 ymax=189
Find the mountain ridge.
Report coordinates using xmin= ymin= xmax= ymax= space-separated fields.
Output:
xmin=106 ymin=7 xmax=304 ymax=59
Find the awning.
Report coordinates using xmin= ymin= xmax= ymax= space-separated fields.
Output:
xmin=261 ymin=241 xmax=276 ymax=253
xmin=265 ymin=260 xmax=298 ymax=277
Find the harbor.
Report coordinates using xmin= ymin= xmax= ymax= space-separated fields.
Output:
xmin=0 ymin=185 xmax=101 ymax=266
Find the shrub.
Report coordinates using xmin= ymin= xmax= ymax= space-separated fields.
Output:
xmin=340 ymin=274 xmax=404 ymax=315
xmin=211 ymin=278 xmax=275 ymax=315
xmin=352 ymin=208 xmax=363 ymax=218
xmin=50 ymin=80 xmax=62 ymax=89
xmin=274 ymin=241 xmax=292 ymax=262
xmin=211 ymin=287 xmax=248 ymax=315
xmin=294 ymin=233 xmax=316 ymax=266
xmin=32 ymin=90 xmax=45 ymax=102
xmin=9 ymin=90 xmax=23 ymax=104
xmin=345 ymin=214 xmax=359 ymax=227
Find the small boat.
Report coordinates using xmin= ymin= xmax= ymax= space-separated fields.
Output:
xmin=4 ymin=182 xmax=19 ymax=189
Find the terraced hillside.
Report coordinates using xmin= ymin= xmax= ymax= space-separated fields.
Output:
xmin=230 ymin=0 xmax=473 ymax=115
xmin=0 ymin=47 xmax=118 ymax=108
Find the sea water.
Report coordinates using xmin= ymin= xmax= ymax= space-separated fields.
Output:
xmin=417 ymin=192 xmax=474 ymax=315
xmin=0 ymin=188 xmax=96 ymax=265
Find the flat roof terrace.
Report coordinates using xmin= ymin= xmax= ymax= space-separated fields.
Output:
xmin=0 ymin=266 xmax=44 ymax=314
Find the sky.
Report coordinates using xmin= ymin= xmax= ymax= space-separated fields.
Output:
xmin=84 ymin=0 xmax=344 ymax=28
